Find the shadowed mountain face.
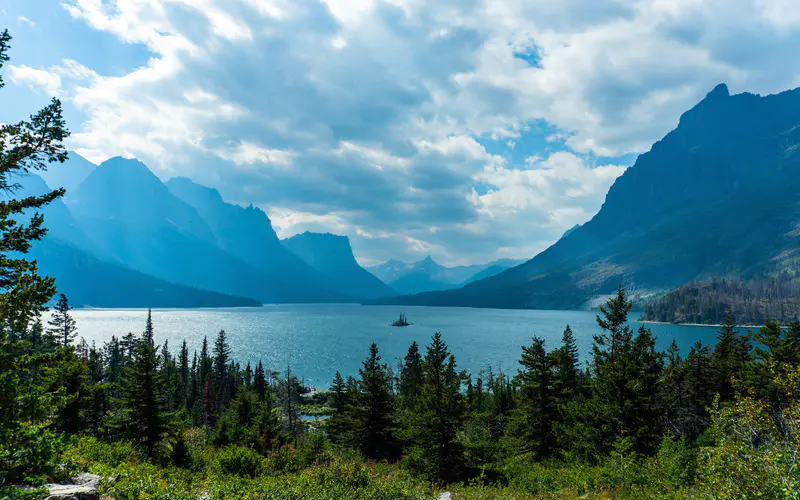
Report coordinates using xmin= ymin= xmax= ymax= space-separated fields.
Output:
xmin=65 ymin=158 xmax=348 ymax=304
xmin=37 ymin=151 xmax=97 ymax=196
xmin=376 ymin=84 xmax=800 ymax=309
xmin=282 ymin=231 xmax=396 ymax=300
xmin=9 ymin=173 xmax=259 ymax=308
xmin=166 ymin=177 xmax=348 ymax=301
xmin=368 ymin=256 xmax=526 ymax=295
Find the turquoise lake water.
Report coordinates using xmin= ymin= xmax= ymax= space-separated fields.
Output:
xmin=68 ymin=304 xmax=741 ymax=388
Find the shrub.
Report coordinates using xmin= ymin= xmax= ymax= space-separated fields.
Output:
xmin=213 ymin=445 xmax=264 ymax=478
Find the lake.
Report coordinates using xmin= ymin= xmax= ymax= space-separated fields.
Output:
xmin=65 ymin=304 xmax=739 ymax=388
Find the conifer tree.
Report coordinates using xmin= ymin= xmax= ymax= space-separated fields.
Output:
xmin=47 ymin=293 xmax=76 ymax=348
xmin=177 ymin=340 xmax=190 ymax=410
xmin=213 ymin=329 xmax=231 ymax=406
xmin=202 ymin=375 xmax=216 ymax=427
xmin=0 ymin=29 xmax=71 ymax=487
xmin=327 ymin=371 xmax=350 ymax=443
xmin=710 ymin=313 xmax=750 ymax=401
xmin=399 ymin=341 xmax=423 ymax=410
xmin=349 ymin=343 xmax=397 ymax=459
xmin=508 ymin=336 xmax=556 ymax=458
xmin=405 ymin=332 xmax=466 ymax=482
xmin=254 ymin=393 xmax=285 ymax=455
xmin=254 ymin=360 xmax=267 ymax=399
xmin=119 ymin=315 xmax=168 ymax=457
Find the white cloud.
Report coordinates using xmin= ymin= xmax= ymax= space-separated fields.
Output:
xmin=17 ymin=16 xmax=35 ymax=27
xmin=8 ymin=65 xmax=61 ymax=96
xmin=20 ymin=0 xmax=800 ymax=264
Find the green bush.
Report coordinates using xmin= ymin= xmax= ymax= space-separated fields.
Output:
xmin=214 ymin=445 xmax=265 ymax=478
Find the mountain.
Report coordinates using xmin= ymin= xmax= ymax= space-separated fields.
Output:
xmin=67 ymin=157 xmax=345 ymax=304
xmin=367 ymin=256 xmax=525 ymax=295
xmin=30 ymin=238 xmax=260 ymax=308
xmin=165 ymin=177 xmax=349 ymax=301
xmin=7 ymin=174 xmax=259 ymax=308
xmin=282 ymin=231 xmax=396 ymax=300
xmin=459 ymin=258 xmax=526 ymax=286
xmin=376 ymin=84 xmax=800 ymax=309
xmin=37 ymin=151 xmax=97 ymax=196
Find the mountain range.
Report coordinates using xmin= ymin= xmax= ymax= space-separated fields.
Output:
xmin=367 ymin=257 xmax=525 ymax=295
xmin=376 ymin=84 xmax=800 ymax=309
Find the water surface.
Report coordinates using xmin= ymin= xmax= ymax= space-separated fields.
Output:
xmin=67 ymin=304 xmax=736 ymax=388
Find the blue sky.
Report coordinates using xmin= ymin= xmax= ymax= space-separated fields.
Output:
xmin=3 ymin=0 xmax=800 ymax=266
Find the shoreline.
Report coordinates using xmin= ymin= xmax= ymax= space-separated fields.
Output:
xmin=639 ymin=319 xmax=763 ymax=329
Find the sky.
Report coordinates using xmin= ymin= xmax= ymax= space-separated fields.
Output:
xmin=2 ymin=0 xmax=800 ymax=267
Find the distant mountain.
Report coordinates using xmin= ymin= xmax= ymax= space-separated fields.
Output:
xmin=9 ymin=174 xmax=259 ymax=308
xmin=37 ymin=151 xmax=96 ymax=196
xmin=376 ymin=84 xmax=800 ymax=309
xmin=166 ymin=177 xmax=348 ymax=302
xmin=460 ymin=258 xmax=525 ymax=286
xmin=31 ymin=238 xmax=260 ymax=308
xmin=367 ymin=256 xmax=525 ymax=295
xmin=282 ymin=231 xmax=396 ymax=300
xmin=66 ymin=157 xmax=345 ymax=304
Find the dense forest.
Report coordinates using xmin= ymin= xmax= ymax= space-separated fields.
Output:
xmin=642 ymin=277 xmax=800 ymax=325
xmin=3 ymin=29 xmax=800 ymax=499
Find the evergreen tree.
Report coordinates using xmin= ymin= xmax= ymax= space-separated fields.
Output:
xmin=399 ymin=341 xmax=423 ymax=410
xmin=349 ymin=343 xmax=397 ymax=460
xmin=550 ymin=325 xmax=583 ymax=406
xmin=202 ymin=375 xmax=216 ymax=427
xmin=508 ymin=336 xmax=556 ymax=458
xmin=177 ymin=340 xmax=190 ymax=410
xmin=254 ymin=360 xmax=267 ymax=399
xmin=281 ymin=364 xmax=301 ymax=444
xmin=710 ymin=313 xmax=750 ymax=401
xmin=0 ymin=29 xmax=71 ymax=488
xmin=327 ymin=371 xmax=350 ymax=444
xmin=213 ymin=329 xmax=232 ymax=406
xmin=118 ymin=315 xmax=168 ymax=457
xmin=47 ymin=293 xmax=76 ymax=348
xmin=253 ymin=393 xmax=285 ymax=455
xmin=588 ymin=287 xmax=663 ymax=454
xmin=405 ymin=332 xmax=466 ymax=482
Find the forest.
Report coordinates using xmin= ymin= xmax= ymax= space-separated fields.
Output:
xmin=2 ymin=28 xmax=800 ymax=499
xmin=642 ymin=277 xmax=800 ymax=325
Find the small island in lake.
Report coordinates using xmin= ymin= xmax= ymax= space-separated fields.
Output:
xmin=391 ymin=313 xmax=411 ymax=327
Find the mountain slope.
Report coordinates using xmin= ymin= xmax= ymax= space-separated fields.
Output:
xmin=67 ymin=158 xmax=346 ymax=304
xmin=8 ymin=174 xmax=259 ymax=308
xmin=377 ymin=84 xmax=800 ymax=309
xmin=368 ymin=256 xmax=524 ymax=295
xmin=31 ymin=238 xmax=261 ymax=308
xmin=282 ymin=231 xmax=396 ymax=300
xmin=37 ymin=151 xmax=97 ymax=196
xmin=165 ymin=177 xmax=348 ymax=301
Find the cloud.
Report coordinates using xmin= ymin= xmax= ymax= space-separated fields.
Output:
xmin=14 ymin=0 xmax=800 ymax=265
xmin=8 ymin=65 xmax=61 ymax=96
xmin=17 ymin=16 xmax=35 ymax=27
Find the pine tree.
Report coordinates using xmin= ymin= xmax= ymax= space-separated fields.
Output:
xmin=254 ymin=360 xmax=267 ymax=399
xmin=47 ymin=293 xmax=76 ymax=348
xmin=405 ymin=332 xmax=466 ymax=483
xmin=550 ymin=325 xmax=583 ymax=405
xmin=508 ymin=336 xmax=556 ymax=458
xmin=710 ymin=313 xmax=750 ymax=401
xmin=282 ymin=364 xmax=301 ymax=444
xmin=119 ymin=315 xmax=168 ymax=457
xmin=349 ymin=343 xmax=397 ymax=460
xmin=327 ymin=371 xmax=350 ymax=444
xmin=0 ymin=29 xmax=71 ymax=487
xmin=399 ymin=341 xmax=423 ymax=411
xmin=253 ymin=393 xmax=285 ymax=455
xmin=177 ymin=340 xmax=190 ymax=410
xmin=213 ymin=329 xmax=231 ymax=407
xmin=202 ymin=375 xmax=216 ymax=427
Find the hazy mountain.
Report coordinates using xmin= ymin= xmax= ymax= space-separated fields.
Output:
xmin=376 ymin=84 xmax=800 ymax=309
xmin=30 ymin=238 xmax=260 ymax=308
xmin=7 ymin=173 xmax=259 ymax=308
xmin=166 ymin=177 xmax=348 ymax=301
xmin=368 ymin=256 xmax=525 ymax=295
xmin=459 ymin=258 xmax=526 ymax=286
xmin=67 ymin=157 xmax=346 ymax=304
xmin=37 ymin=151 xmax=96 ymax=196
xmin=282 ymin=231 xmax=396 ymax=300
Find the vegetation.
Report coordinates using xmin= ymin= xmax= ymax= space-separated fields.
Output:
xmin=643 ymin=276 xmax=800 ymax=324
xmin=2 ymin=28 xmax=800 ymax=500
xmin=391 ymin=313 xmax=411 ymax=327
